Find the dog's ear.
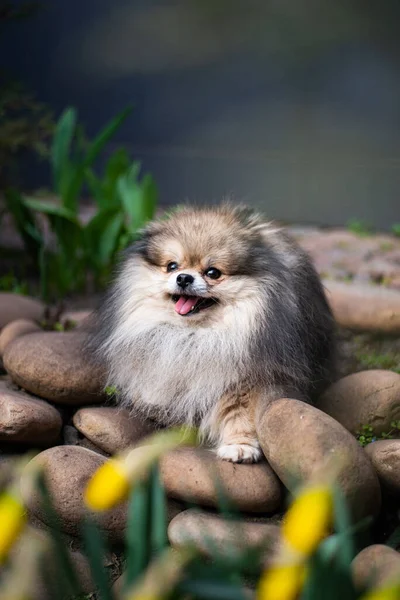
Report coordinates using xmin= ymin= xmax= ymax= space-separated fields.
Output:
xmin=222 ymin=202 xmax=281 ymax=241
xmin=125 ymin=219 xmax=163 ymax=261
xmin=224 ymin=203 xmax=265 ymax=232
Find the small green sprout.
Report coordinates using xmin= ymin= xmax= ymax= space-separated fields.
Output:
xmin=355 ymin=350 xmax=400 ymax=373
xmin=392 ymin=224 xmax=400 ymax=237
xmin=105 ymin=385 xmax=120 ymax=399
xmin=356 ymin=421 xmax=400 ymax=447
xmin=0 ymin=274 xmax=29 ymax=295
xmin=346 ymin=219 xmax=372 ymax=237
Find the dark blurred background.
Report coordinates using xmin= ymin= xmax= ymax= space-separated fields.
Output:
xmin=2 ymin=0 xmax=400 ymax=229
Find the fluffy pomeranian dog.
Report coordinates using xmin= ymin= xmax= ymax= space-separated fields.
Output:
xmin=87 ymin=203 xmax=336 ymax=463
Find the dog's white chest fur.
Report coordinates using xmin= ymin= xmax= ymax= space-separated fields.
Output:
xmin=100 ymin=289 xmax=260 ymax=431
xmin=106 ymin=320 xmax=249 ymax=427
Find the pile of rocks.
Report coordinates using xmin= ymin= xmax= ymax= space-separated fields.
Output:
xmin=292 ymin=227 xmax=400 ymax=291
xmin=1 ymin=290 xmax=400 ymax=596
xmin=290 ymin=226 xmax=400 ymax=333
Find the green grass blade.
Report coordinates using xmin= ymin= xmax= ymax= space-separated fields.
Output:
xmin=124 ymin=479 xmax=150 ymax=590
xmin=149 ymin=464 xmax=168 ymax=557
xmin=82 ymin=517 xmax=113 ymax=600
xmin=51 ymin=107 xmax=77 ymax=195
xmin=179 ymin=580 xmax=249 ymax=600
xmin=332 ymin=485 xmax=356 ymax=567
xmin=37 ymin=474 xmax=82 ymax=598
xmin=83 ymin=107 xmax=132 ymax=168
xmin=301 ymin=553 xmax=356 ymax=600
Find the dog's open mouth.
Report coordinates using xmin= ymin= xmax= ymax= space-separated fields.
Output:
xmin=171 ymin=295 xmax=217 ymax=316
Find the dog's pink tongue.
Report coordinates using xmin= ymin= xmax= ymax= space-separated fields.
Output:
xmin=175 ymin=296 xmax=198 ymax=315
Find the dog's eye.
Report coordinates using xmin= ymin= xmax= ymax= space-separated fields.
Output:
xmin=167 ymin=261 xmax=179 ymax=272
xmin=205 ymin=267 xmax=221 ymax=279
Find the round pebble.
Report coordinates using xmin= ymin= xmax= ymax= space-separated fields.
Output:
xmin=168 ymin=508 xmax=280 ymax=560
xmin=365 ymin=440 xmax=400 ymax=496
xmin=21 ymin=446 xmax=127 ymax=540
xmin=3 ymin=331 xmax=105 ymax=405
xmin=0 ymin=380 xmax=62 ymax=445
xmin=0 ymin=293 xmax=44 ymax=330
xmin=318 ymin=370 xmax=400 ymax=435
xmin=323 ymin=280 xmax=400 ymax=333
xmin=73 ymin=407 xmax=155 ymax=455
xmin=256 ymin=398 xmax=381 ymax=521
xmin=352 ymin=544 xmax=400 ymax=590
xmin=159 ymin=447 xmax=282 ymax=513
xmin=0 ymin=319 xmax=41 ymax=357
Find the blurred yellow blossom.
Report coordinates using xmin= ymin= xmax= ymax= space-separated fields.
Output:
xmin=361 ymin=584 xmax=400 ymax=600
xmin=84 ymin=460 xmax=130 ymax=511
xmin=282 ymin=485 xmax=333 ymax=556
xmin=85 ymin=427 xmax=198 ymax=511
xmin=0 ymin=492 xmax=27 ymax=564
xmin=257 ymin=563 xmax=306 ymax=600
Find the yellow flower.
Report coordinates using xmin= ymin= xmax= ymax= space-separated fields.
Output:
xmin=282 ymin=485 xmax=333 ymax=556
xmin=84 ymin=460 xmax=129 ymax=511
xmin=85 ymin=427 xmax=198 ymax=511
xmin=0 ymin=492 xmax=27 ymax=563
xmin=361 ymin=585 xmax=400 ymax=600
xmin=257 ymin=563 xmax=306 ymax=600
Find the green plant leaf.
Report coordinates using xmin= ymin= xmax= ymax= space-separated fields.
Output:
xmin=125 ymin=479 xmax=150 ymax=590
xmin=85 ymin=149 xmax=131 ymax=211
xmin=117 ymin=163 xmax=141 ymax=229
xmin=102 ymin=148 xmax=131 ymax=207
xmin=23 ymin=198 xmax=79 ymax=222
xmin=332 ymin=485 xmax=355 ymax=568
xmin=84 ymin=208 xmax=124 ymax=268
xmin=82 ymin=517 xmax=113 ymax=600
xmin=301 ymin=552 xmax=356 ymax=600
xmin=4 ymin=188 xmax=43 ymax=258
xmin=50 ymin=106 xmax=131 ymax=215
xmin=150 ymin=464 xmax=168 ymax=557
xmin=117 ymin=162 xmax=156 ymax=235
xmin=179 ymin=580 xmax=249 ymax=600
xmin=83 ymin=107 xmax=132 ymax=169
xmin=51 ymin=107 xmax=77 ymax=197
xmin=141 ymin=173 xmax=158 ymax=222
xmin=84 ymin=168 xmax=104 ymax=207
xmin=117 ymin=230 xmax=133 ymax=252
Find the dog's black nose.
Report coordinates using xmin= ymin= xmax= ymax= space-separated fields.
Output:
xmin=176 ymin=273 xmax=194 ymax=289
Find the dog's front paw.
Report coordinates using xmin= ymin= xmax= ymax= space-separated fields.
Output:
xmin=217 ymin=443 xmax=262 ymax=464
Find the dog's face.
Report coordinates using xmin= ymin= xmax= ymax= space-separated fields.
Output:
xmin=124 ymin=205 xmax=273 ymax=325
